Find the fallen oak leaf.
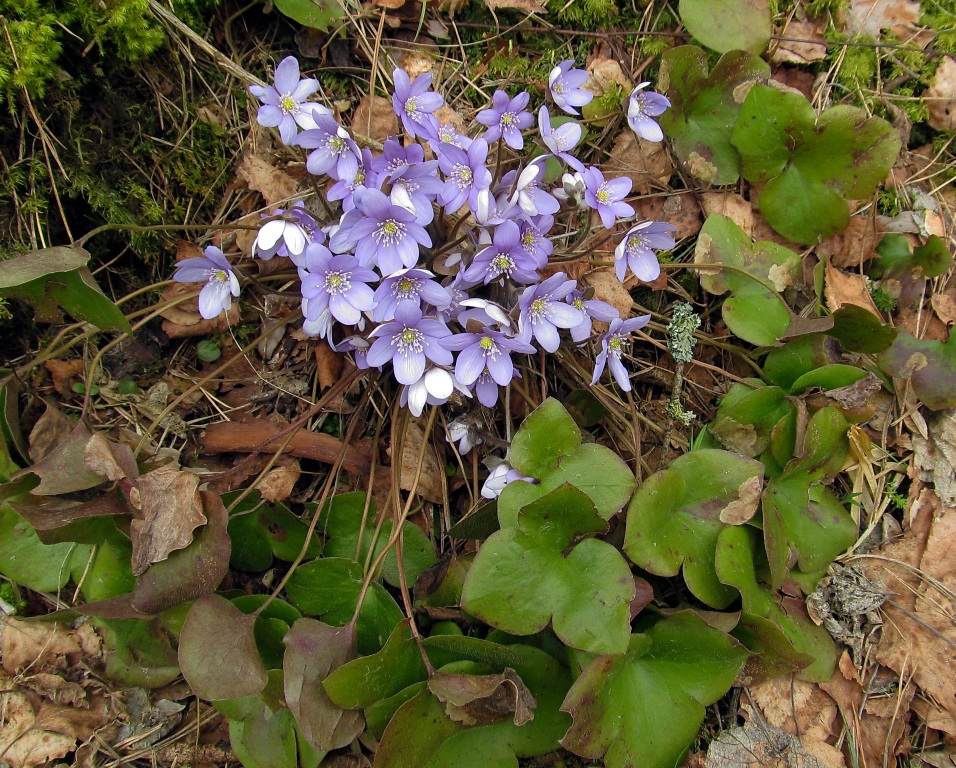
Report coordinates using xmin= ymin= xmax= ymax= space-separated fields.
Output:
xmin=129 ymin=465 xmax=206 ymax=576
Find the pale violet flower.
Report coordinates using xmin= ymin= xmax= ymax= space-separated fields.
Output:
xmin=516 ymin=272 xmax=585 ymax=353
xmin=614 ymin=221 xmax=676 ymax=282
xmin=582 ymin=167 xmax=634 ymax=229
xmin=248 ymin=56 xmax=329 ymax=144
xmin=549 ymin=60 xmax=593 ymax=115
xmin=402 ymin=367 xmax=470 ymax=417
xmin=627 ymin=83 xmax=670 ymax=143
xmin=173 ymin=246 xmax=240 ymax=320
xmin=366 ymin=303 xmax=453 ymax=385
xmin=392 ymin=67 xmax=443 ymax=139
xmin=481 ymin=461 xmax=534 ymax=500
xmin=298 ymin=245 xmax=377 ymax=326
xmin=477 ymin=90 xmax=534 ymax=150
xmin=591 ymin=315 xmax=651 ymax=391
xmin=538 ymin=106 xmax=585 ymax=171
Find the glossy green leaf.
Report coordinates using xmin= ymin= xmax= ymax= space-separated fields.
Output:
xmin=463 ymin=485 xmax=634 ymax=655
xmin=0 ymin=248 xmax=132 ymax=333
xmin=763 ymin=335 xmax=841 ymax=391
xmin=497 ymin=443 xmax=634 ymax=528
xmin=709 ymin=384 xmax=793 ymax=459
xmin=733 ymin=86 xmax=901 ymax=244
xmin=679 ymin=0 xmax=770 ymax=54
xmin=96 ymin=616 xmax=182 ymax=688
xmin=788 ymin=364 xmax=867 ymax=394
xmin=0 ymin=503 xmax=91 ymax=591
xmin=323 ymin=621 xmax=428 ymax=709
xmin=273 ymin=0 xmax=344 ymax=30
xmin=508 ymin=398 xmax=581 ymax=478
xmin=227 ymin=494 xmax=322 ymax=571
xmin=694 ymin=213 xmax=799 ymax=346
xmin=658 ymin=47 xmax=769 ymax=185
xmin=179 ymin=594 xmax=268 ymax=700
xmin=561 ymin=612 xmax=748 ymax=768
xmin=873 ymin=233 xmax=954 ymax=279
xmin=624 ymin=449 xmax=764 ymax=609
xmin=715 ymin=526 xmax=836 ymax=681
xmin=761 ymin=406 xmax=855 ymax=587
xmin=828 ymin=304 xmax=897 ymax=354
xmin=285 ymin=556 xmax=404 ymax=654
xmin=232 ymin=595 xmax=302 ymax=670
xmin=318 ymin=491 xmax=437 ymax=587
xmin=878 ymin=328 xmax=956 ymax=411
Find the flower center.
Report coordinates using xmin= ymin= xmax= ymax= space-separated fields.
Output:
xmin=394 ymin=327 xmax=424 ymax=355
xmin=553 ymin=81 xmax=565 ymax=93
xmin=573 ymin=298 xmax=584 ymax=310
xmin=376 ymin=219 xmax=406 ymax=247
xmin=521 ymin=230 xmax=539 ymax=253
xmin=500 ymin=112 xmax=515 ymax=128
xmin=211 ymin=269 xmax=229 ymax=283
xmin=490 ymin=254 xmax=514 ymax=276
xmin=596 ymin=185 xmax=611 ymax=204
xmin=479 ymin=335 xmax=500 ymax=359
xmin=324 ymin=271 xmax=350 ymax=295
xmin=439 ymin=125 xmax=457 ymax=143
xmin=392 ymin=277 xmax=420 ymax=300
xmin=327 ymin=135 xmax=346 ymax=155
xmin=404 ymin=97 xmax=418 ymax=114
xmin=626 ymin=233 xmax=648 ymax=253
xmin=279 ymin=94 xmax=299 ymax=114
xmin=453 ymin=164 xmax=473 ymax=189
xmin=530 ymin=298 xmax=547 ymax=319
xmin=608 ymin=336 xmax=624 ymax=356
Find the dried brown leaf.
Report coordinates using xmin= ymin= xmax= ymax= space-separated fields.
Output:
xmin=27 ymin=402 xmax=74 ymax=463
xmin=702 ymin=192 xmax=754 ymax=237
xmin=603 ymin=130 xmax=673 ymax=195
xmin=83 ymin=432 xmax=138 ymax=481
xmin=238 ymin=154 xmax=298 ymax=206
xmin=1 ymin=619 xmax=100 ymax=676
xmin=718 ymin=476 xmax=762 ymax=524
xmin=352 ymin=94 xmax=399 ymax=144
xmin=582 ymin=269 xmax=632 ymax=318
xmin=926 ymin=56 xmax=956 ymax=130
xmin=316 ymin=340 xmax=345 ymax=390
xmin=427 ymin=668 xmax=536 ymax=726
xmin=847 ymin=0 xmax=920 ymax=38
xmin=824 ymin=260 xmax=882 ymax=318
xmin=42 ymin=359 xmax=85 ymax=398
xmin=396 ymin=420 xmax=444 ymax=503
xmin=773 ymin=20 xmax=828 ymax=64
xmin=129 ymin=465 xmax=207 ymax=575
xmin=256 ymin=460 xmax=301 ymax=503
xmin=18 ymin=422 xmax=105 ymax=495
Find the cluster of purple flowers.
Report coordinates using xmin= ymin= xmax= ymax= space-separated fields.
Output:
xmin=174 ymin=57 xmax=677 ymax=487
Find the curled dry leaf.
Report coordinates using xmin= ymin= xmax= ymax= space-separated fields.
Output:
xmin=1 ymin=618 xmax=101 ymax=676
xmin=316 ymin=340 xmax=345 ymax=390
xmin=42 ymin=359 xmax=85 ymax=399
xmin=847 ymin=0 xmax=920 ymax=38
xmin=824 ymin=260 xmax=882 ymax=318
xmin=129 ymin=465 xmax=207 ymax=576
xmin=772 ymin=20 xmax=828 ymax=64
xmin=585 ymin=56 xmax=630 ymax=97
xmin=395 ymin=419 xmax=444 ymax=503
xmin=928 ymin=56 xmax=956 ymax=132
xmin=484 ymin=0 xmax=546 ymax=13
xmin=701 ymin=192 xmax=753 ymax=237
xmin=931 ymin=291 xmax=956 ymax=326
xmin=27 ymin=402 xmax=74 ymax=463
xmin=816 ymin=215 xmax=883 ymax=269
xmin=582 ymin=269 xmax=633 ymax=318
xmin=427 ymin=668 xmax=536 ymax=726
xmin=718 ymin=476 xmax=762 ymax=524
xmin=83 ymin=432 xmax=138 ymax=482
xmin=256 ymin=460 xmax=301 ymax=503
xmin=238 ymin=154 xmax=298 ymax=206
xmin=17 ymin=422 xmax=105 ymax=496
xmin=352 ymin=94 xmax=399 ymax=144
xmin=603 ymin=130 xmax=673 ymax=196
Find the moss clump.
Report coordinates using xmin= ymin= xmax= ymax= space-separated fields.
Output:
xmin=546 ymin=0 xmax=618 ymax=31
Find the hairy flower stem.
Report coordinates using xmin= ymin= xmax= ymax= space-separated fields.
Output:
xmin=658 ymin=303 xmax=700 ymax=471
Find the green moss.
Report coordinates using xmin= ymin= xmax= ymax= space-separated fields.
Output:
xmin=870 ymin=285 xmax=897 ymax=312
xmin=805 ymin=0 xmax=847 ymax=19
xmin=546 ymin=0 xmax=618 ymax=31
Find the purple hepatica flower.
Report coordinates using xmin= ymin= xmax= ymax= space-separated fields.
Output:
xmin=348 ymin=189 xmax=432 ymax=275
xmin=327 ymin=147 xmax=377 ymax=213
xmin=477 ymin=90 xmax=534 ymax=150
xmin=516 ymin=214 xmax=554 ymax=268
xmin=372 ymin=138 xmax=426 ymax=177
xmin=298 ymin=244 xmax=377 ymax=326
xmin=615 ymin=220 xmax=677 ymax=282
xmin=516 ymin=272 xmax=585 ymax=353
xmin=481 ymin=461 xmax=534 ymax=499
xmin=295 ymin=115 xmax=359 ymax=181
xmin=388 ymin=164 xmax=444 ymax=226
xmin=567 ymin=289 xmax=620 ymax=343
xmin=443 ymin=327 xmax=535 ymax=389
xmin=248 ymin=56 xmax=329 ymax=145
xmin=437 ymin=139 xmax=492 ymax=213
xmin=253 ymin=203 xmax=321 ymax=262
xmin=429 ymin=122 xmax=472 ymax=153
xmin=367 ymin=302 xmax=453 ymax=385
xmin=591 ymin=315 xmax=651 ymax=391
xmin=582 ymin=166 xmax=634 ymax=229
xmin=549 ymin=60 xmax=593 ymax=116
xmin=537 ymin=106 xmax=585 ymax=172
xmin=462 ymin=220 xmax=541 ymax=285
xmin=627 ymin=82 xmax=670 ymax=143
xmin=333 ymin=335 xmax=371 ymax=370
xmin=504 ymin=163 xmax=560 ymax=218
xmin=372 ymin=268 xmax=452 ymax=322
xmin=402 ymin=366 xmax=470 ymax=417
xmin=392 ymin=67 xmax=443 ymax=140
xmin=173 ymin=246 xmax=241 ymax=320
